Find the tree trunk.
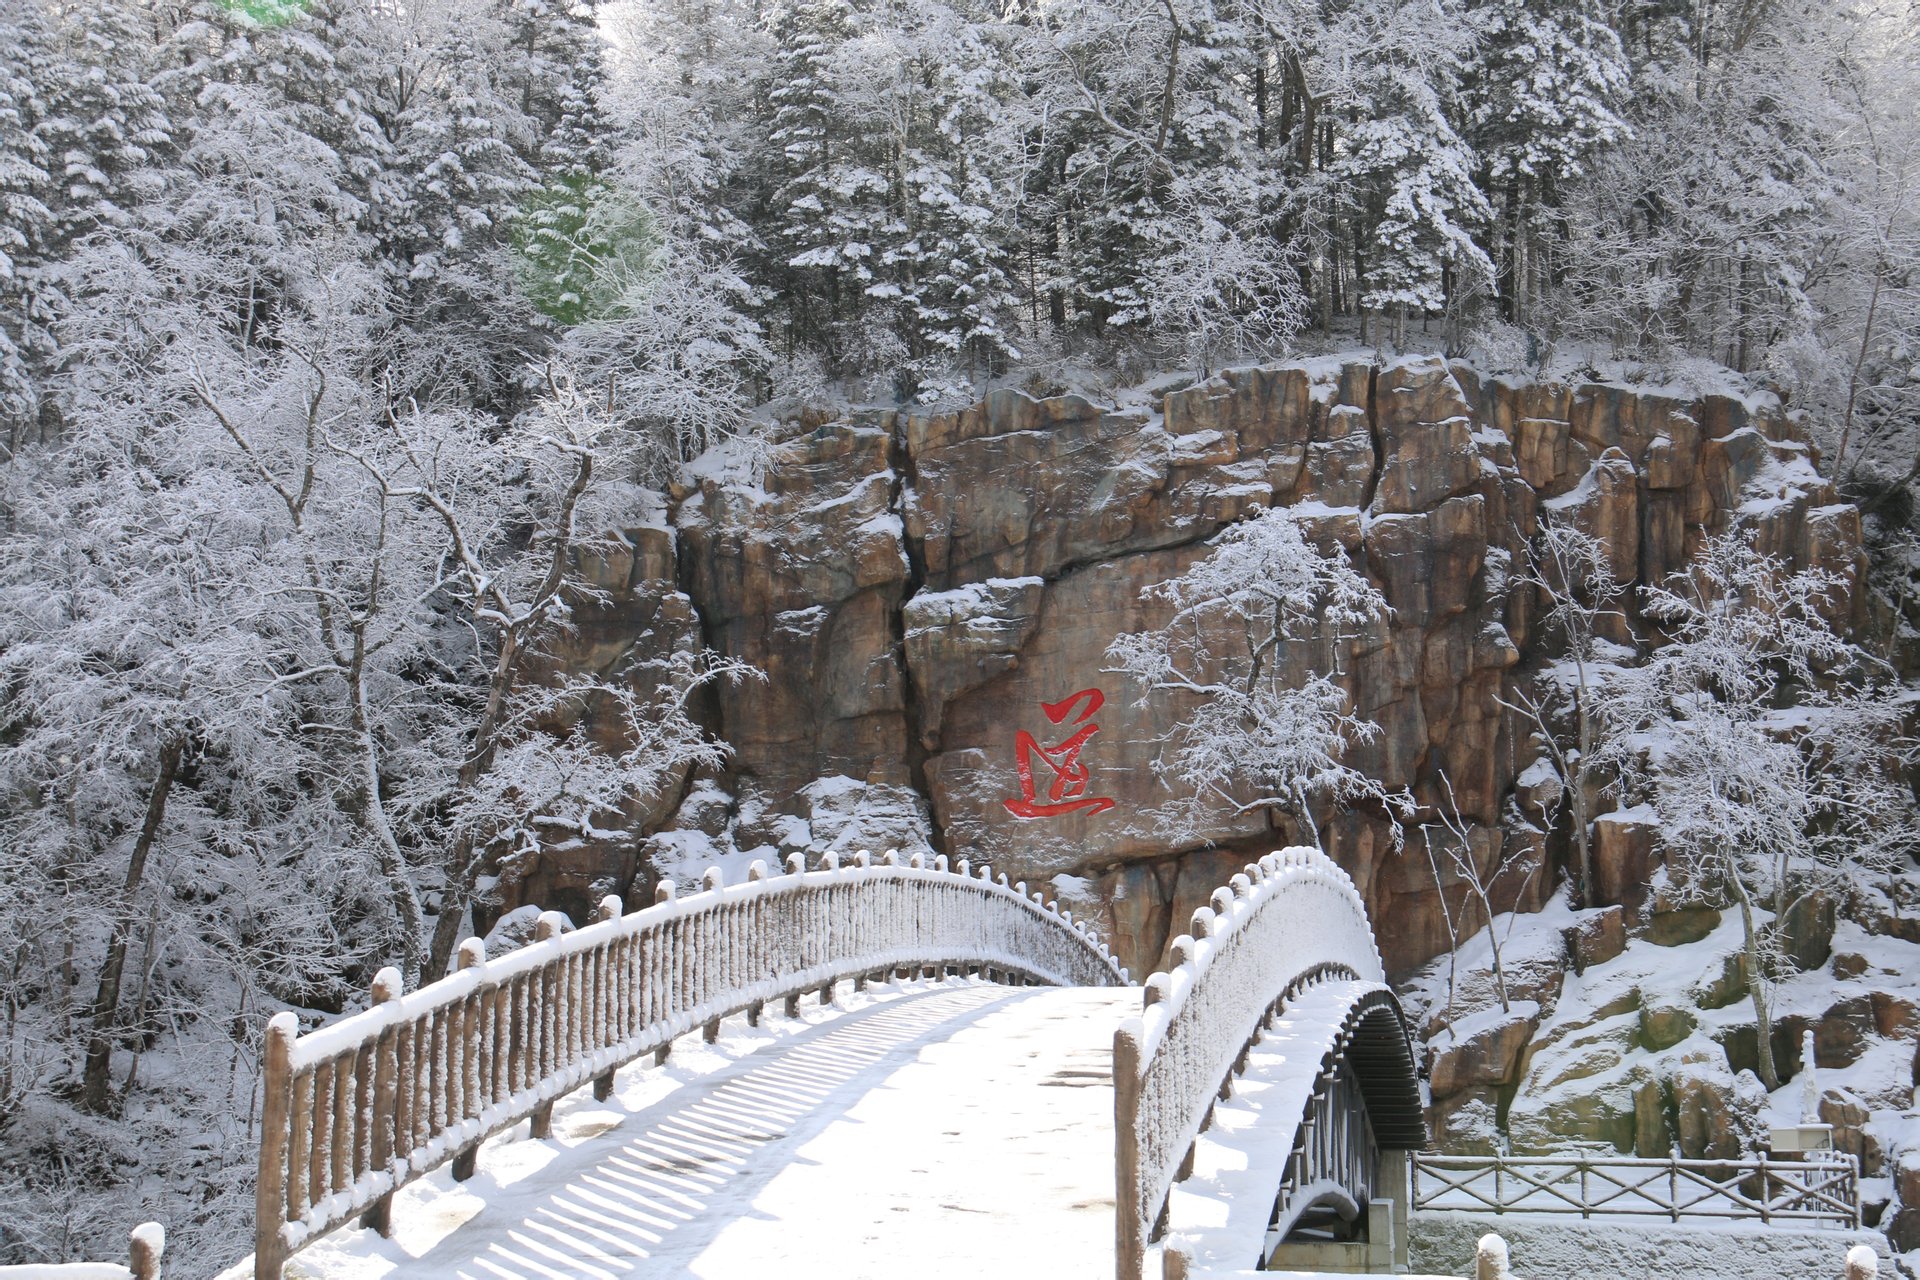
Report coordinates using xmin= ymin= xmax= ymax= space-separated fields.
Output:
xmin=1154 ymin=0 xmax=1181 ymax=161
xmin=1733 ymin=877 xmax=1780 ymax=1090
xmin=81 ymin=738 xmax=182 ymax=1112
xmin=1571 ymin=694 xmax=1594 ymax=909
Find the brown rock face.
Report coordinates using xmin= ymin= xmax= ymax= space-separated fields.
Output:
xmin=1670 ymin=1050 xmax=1764 ymax=1160
xmin=676 ymin=423 xmax=915 ymax=813
xmin=1428 ymin=1005 xmax=1539 ymax=1098
xmin=1591 ymin=811 xmax=1659 ymax=917
xmin=1565 ymin=906 xmax=1627 ymax=972
xmin=512 ymin=355 xmax=1869 ymax=981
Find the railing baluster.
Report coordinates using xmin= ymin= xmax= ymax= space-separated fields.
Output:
xmin=331 ymin=1053 xmax=352 ymax=1197
xmin=286 ymin=1066 xmax=312 ymax=1228
xmin=307 ymin=1058 xmax=331 ymax=1213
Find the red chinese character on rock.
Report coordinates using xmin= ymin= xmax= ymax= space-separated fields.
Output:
xmin=1003 ymin=688 xmax=1117 ymax=819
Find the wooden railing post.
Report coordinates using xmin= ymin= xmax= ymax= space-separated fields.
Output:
xmin=360 ymin=966 xmax=402 ymax=1237
xmin=1114 ymin=1018 xmax=1145 ymax=1280
xmin=255 ymin=1011 xmax=297 ymax=1280
xmin=452 ymin=940 xmax=488 ymax=1182
xmin=528 ymin=913 xmax=564 ymax=1141
xmin=591 ymin=897 xmax=620 ymax=1102
xmin=129 ymin=1221 xmax=164 ymax=1280
xmin=1475 ymin=1232 xmax=1509 ymax=1280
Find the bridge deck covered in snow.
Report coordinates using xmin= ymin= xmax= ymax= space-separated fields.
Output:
xmin=250 ymin=981 xmax=1134 ymax=1280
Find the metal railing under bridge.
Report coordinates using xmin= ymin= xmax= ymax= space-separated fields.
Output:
xmin=1414 ymin=1150 xmax=1861 ymax=1229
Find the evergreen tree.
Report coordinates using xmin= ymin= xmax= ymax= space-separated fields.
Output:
xmin=1462 ymin=0 xmax=1629 ymax=329
xmin=382 ymin=20 xmax=541 ymax=403
xmin=0 ymin=1 xmax=58 ymax=444
xmin=755 ymin=0 xmax=872 ymax=361
xmin=1332 ymin=14 xmax=1495 ymax=341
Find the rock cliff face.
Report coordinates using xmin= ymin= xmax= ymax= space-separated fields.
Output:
xmin=499 ymin=355 xmax=1869 ymax=981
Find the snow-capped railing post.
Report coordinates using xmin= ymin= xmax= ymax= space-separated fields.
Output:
xmin=127 ymin=1222 xmax=164 ymax=1280
xmin=249 ymin=846 xmax=1125 ymax=1277
xmin=255 ymin=1011 xmax=296 ymax=1280
xmin=1113 ymin=847 xmax=1412 ymax=1280
xmin=0 ymin=1221 xmax=168 ymax=1280
xmin=451 ymin=939 xmax=489 ymax=1181
xmin=360 ymin=966 xmax=401 ymax=1237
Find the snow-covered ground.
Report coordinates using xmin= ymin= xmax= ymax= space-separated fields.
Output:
xmin=1401 ymin=885 xmax=1920 ymax=1274
xmin=1410 ymin=1209 xmax=1884 ymax=1280
xmin=226 ymin=978 xmax=1137 ymax=1280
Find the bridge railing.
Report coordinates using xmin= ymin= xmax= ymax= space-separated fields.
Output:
xmin=1413 ymin=1151 xmax=1861 ymax=1229
xmin=1112 ymin=847 xmax=1387 ymax=1280
xmin=254 ymin=851 xmax=1125 ymax=1279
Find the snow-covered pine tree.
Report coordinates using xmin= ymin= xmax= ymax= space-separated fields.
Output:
xmin=1460 ymin=0 xmax=1629 ymax=331
xmin=512 ymin=0 xmax=627 ymax=326
xmin=843 ymin=0 xmax=1020 ymax=396
xmin=754 ymin=0 xmax=881 ymax=365
xmin=381 ymin=16 xmax=541 ymax=405
xmin=0 ymin=1 xmax=58 ymax=446
xmin=1332 ymin=11 xmax=1495 ymax=345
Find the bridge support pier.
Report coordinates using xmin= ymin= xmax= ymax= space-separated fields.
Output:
xmin=1379 ymin=1149 xmax=1411 ymax=1272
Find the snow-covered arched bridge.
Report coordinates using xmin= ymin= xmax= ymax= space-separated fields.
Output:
xmin=237 ymin=848 xmax=1424 ymax=1280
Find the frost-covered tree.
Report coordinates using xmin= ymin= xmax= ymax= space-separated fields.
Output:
xmin=0 ymin=1 xmax=59 ymax=446
xmin=1106 ymin=503 xmax=1408 ymax=843
xmin=332 ymin=372 xmax=758 ymax=979
xmin=1603 ymin=531 xmax=1917 ymax=1089
xmin=1500 ymin=519 xmax=1632 ymax=907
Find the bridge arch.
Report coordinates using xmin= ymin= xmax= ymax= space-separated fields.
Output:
xmin=1113 ymin=847 xmax=1424 ymax=1280
xmin=1257 ymin=981 xmax=1423 ymax=1267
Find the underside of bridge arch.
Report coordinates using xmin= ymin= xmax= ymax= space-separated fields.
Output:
xmin=1260 ymin=984 xmax=1425 ymax=1273
xmin=1341 ymin=994 xmax=1424 ymax=1150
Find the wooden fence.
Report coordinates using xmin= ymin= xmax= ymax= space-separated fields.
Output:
xmin=1112 ymin=847 xmax=1390 ymax=1280
xmin=1413 ymin=1151 xmax=1861 ymax=1229
xmin=0 ymin=1223 xmax=163 ymax=1280
xmin=254 ymin=850 xmax=1125 ymax=1278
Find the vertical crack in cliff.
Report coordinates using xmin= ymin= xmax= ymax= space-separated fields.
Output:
xmin=884 ymin=412 xmax=946 ymax=853
xmin=663 ymin=494 xmax=743 ymax=861
xmin=1360 ymin=360 xmax=1386 ymax=515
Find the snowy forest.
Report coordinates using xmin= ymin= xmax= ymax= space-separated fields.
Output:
xmin=3 ymin=0 xmax=1920 ymax=1269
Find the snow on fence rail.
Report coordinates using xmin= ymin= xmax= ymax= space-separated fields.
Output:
xmin=1113 ymin=847 xmax=1388 ymax=1280
xmin=1413 ymin=1151 xmax=1861 ymax=1229
xmin=252 ymin=850 xmax=1125 ymax=1279
xmin=0 ymin=1223 xmax=163 ymax=1280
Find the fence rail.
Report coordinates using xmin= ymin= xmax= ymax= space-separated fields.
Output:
xmin=254 ymin=851 xmax=1124 ymax=1278
xmin=1113 ymin=847 xmax=1390 ymax=1280
xmin=1413 ymin=1151 xmax=1861 ymax=1229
